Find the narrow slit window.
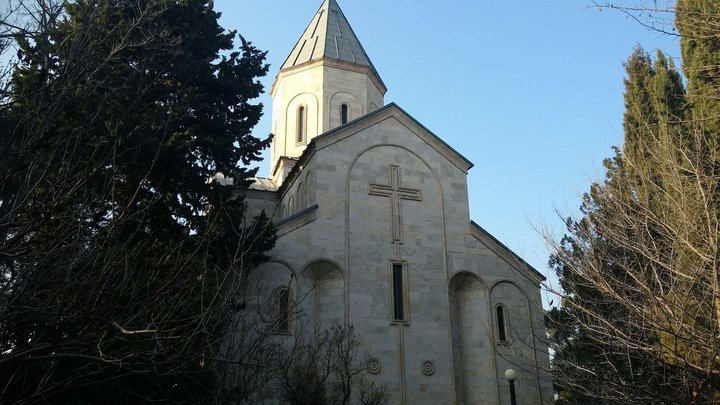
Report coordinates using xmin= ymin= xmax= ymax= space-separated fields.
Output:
xmin=392 ymin=264 xmax=405 ymax=321
xmin=497 ymin=305 xmax=508 ymax=342
xmin=297 ymin=106 xmax=306 ymax=143
xmin=341 ymin=104 xmax=349 ymax=125
xmin=276 ymin=287 xmax=290 ymax=332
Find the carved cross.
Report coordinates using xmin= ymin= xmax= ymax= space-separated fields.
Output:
xmin=369 ymin=166 xmax=422 ymax=243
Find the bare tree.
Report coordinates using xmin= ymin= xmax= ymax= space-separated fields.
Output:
xmin=549 ymin=123 xmax=720 ymax=403
xmin=271 ymin=325 xmax=388 ymax=405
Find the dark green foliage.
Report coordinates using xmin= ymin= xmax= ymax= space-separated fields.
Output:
xmin=622 ymin=46 xmax=686 ymax=206
xmin=677 ymin=0 xmax=720 ymax=219
xmin=0 ymin=0 xmax=275 ymax=403
xmin=677 ymin=0 xmax=720 ymax=135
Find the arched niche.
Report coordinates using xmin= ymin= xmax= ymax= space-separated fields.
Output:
xmin=490 ymin=281 xmax=539 ymax=405
xmin=246 ymin=261 xmax=298 ymax=333
xmin=302 ymin=259 xmax=345 ymax=334
xmin=328 ymin=91 xmax=362 ymax=130
xmin=448 ymin=271 xmax=495 ymax=404
xmin=489 ymin=281 xmax=531 ymax=346
xmin=303 ymin=169 xmax=314 ymax=208
xmin=285 ymin=93 xmax=319 ymax=148
xmin=289 ymin=194 xmax=296 ymax=215
xmin=296 ymin=182 xmax=304 ymax=211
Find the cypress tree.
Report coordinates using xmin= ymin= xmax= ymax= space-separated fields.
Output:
xmin=623 ymin=46 xmax=657 ymax=172
xmin=622 ymin=46 xmax=686 ymax=205
xmin=677 ymin=0 xmax=720 ymax=136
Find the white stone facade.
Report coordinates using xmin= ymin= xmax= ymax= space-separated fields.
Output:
xmin=240 ymin=1 xmax=553 ymax=403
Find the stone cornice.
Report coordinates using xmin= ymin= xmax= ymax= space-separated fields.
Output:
xmin=242 ymin=188 xmax=280 ymax=202
xmin=270 ymin=58 xmax=387 ymax=97
xmin=274 ymin=204 xmax=319 ymax=237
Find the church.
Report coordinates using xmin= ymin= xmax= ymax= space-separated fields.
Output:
xmin=240 ymin=0 xmax=553 ymax=403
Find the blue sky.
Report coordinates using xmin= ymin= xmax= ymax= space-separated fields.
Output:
xmin=218 ymin=0 xmax=680 ymax=301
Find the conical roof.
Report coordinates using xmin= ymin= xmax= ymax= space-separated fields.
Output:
xmin=280 ymin=0 xmax=380 ymax=79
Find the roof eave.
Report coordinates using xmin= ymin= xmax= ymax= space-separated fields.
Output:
xmin=470 ymin=220 xmax=546 ymax=283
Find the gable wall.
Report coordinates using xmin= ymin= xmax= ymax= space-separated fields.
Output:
xmin=256 ymin=109 xmax=552 ymax=404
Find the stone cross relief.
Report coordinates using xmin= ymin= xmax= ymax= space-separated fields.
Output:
xmin=368 ymin=165 xmax=422 ymax=243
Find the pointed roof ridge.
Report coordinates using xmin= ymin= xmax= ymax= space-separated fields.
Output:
xmin=280 ymin=0 xmax=381 ymax=80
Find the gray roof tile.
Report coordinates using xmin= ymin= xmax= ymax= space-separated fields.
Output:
xmin=281 ymin=0 xmax=378 ymax=75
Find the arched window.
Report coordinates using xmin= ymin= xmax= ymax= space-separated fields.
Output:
xmin=296 ymin=106 xmax=306 ymax=144
xmin=496 ymin=304 xmax=510 ymax=343
xmin=275 ymin=287 xmax=290 ymax=332
xmin=341 ymin=103 xmax=349 ymax=125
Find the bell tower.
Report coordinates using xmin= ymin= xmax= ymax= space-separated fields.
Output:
xmin=269 ymin=0 xmax=386 ymax=185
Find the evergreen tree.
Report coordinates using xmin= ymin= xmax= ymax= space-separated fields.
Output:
xmin=550 ymin=0 xmax=720 ymax=400
xmin=677 ymin=0 xmax=720 ymax=137
xmin=623 ymin=47 xmax=686 ymax=204
xmin=0 ymin=0 xmax=275 ymax=403
xmin=548 ymin=45 xmax=705 ymax=404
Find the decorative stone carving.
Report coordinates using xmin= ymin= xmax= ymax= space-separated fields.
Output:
xmin=421 ymin=360 xmax=435 ymax=376
xmin=367 ymin=358 xmax=381 ymax=374
xmin=368 ymin=165 xmax=422 ymax=243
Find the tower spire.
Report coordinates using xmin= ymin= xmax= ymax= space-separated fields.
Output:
xmin=269 ymin=0 xmax=386 ymax=185
xmin=280 ymin=0 xmax=383 ymax=86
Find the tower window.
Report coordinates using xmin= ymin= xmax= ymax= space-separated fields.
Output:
xmin=392 ymin=263 xmax=407 ymax=322
xmin=496 ymin=304 xmax=509 ymax=343
xmin=341 ymin=103 xmax=349 ymax=125
xmin=297 ymin=106 xmax=306 ymax=144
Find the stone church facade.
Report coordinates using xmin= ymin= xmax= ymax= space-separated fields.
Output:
xmin=241 ymin=1 xmax=553 ymax=403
